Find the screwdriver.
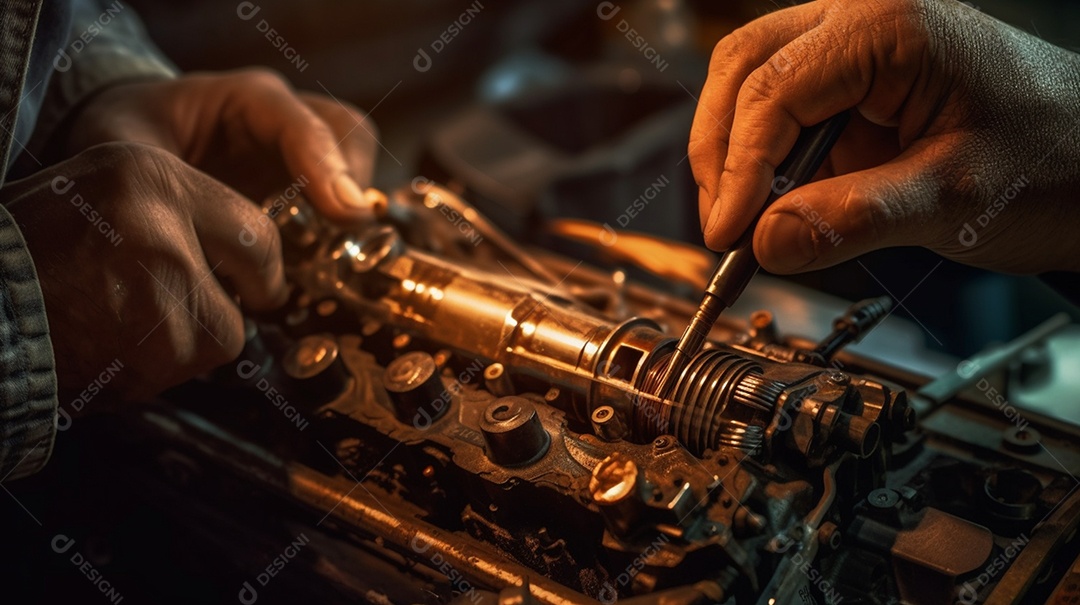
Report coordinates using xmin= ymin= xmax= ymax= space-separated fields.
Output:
xmin=655 ymin=112 xmax=850 ymax=399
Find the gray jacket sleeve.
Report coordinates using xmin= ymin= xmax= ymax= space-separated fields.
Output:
xmin=0 ymin=0 xmax=57 ymax=481
xmin=26 ymin=0 xmax=178 ymax=165
xmin=0 ymin=204 xmax=56 ymax=480
xmin=0 ymin=0 xmax=177 ymax=480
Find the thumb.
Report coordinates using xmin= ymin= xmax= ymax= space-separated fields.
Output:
xmin=752 ymin=146 xmax=946 ymax=274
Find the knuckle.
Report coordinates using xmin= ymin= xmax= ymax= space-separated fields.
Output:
xmin=89 ymin=140 xmax=172 ymax=173
xmin=711 ymin=24 xmax=755 ymax=66
xmin=356 ymin=112 xmax=379 ymax=142
xmin=85 ymin=141 xmax=180 ymax=202
xmin=848 ymin=187 xmax=888 ymax=245
xmin=740 ymin=67 xmax=779 ymax=104
xmin=336 ymin=100 xmax=373 ymax=129
xmin=257 ymin=223 xmax=285 ymax=278
xmin=238 ymin=66 xmax=291 ymax=91
xmin=856 ymin=0 xmax=931 ymax=38
xmin=195 ymin=298 xmax=246 ymax=366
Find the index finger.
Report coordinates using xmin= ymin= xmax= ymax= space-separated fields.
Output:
xmin=224 ymin=69 xmax=375 ymax=223
xmin=703 ymin=5 xmax=923 ymax=251
xmin=689 ymin=2 xmax=825 ymax=228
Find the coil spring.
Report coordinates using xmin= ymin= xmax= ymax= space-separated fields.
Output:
xmin=637 ymin=349 xmax=786 ymax=456
xmin=715 ymin=420 xmax=765 ymax=456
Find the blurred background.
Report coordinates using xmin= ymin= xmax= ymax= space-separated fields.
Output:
xmin=126 ymin=0 xmax=1080 ymax=358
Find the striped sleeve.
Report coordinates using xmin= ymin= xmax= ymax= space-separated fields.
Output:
xmin=0 ymin=203 xmax=56 ymax=480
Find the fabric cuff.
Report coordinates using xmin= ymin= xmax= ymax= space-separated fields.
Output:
xmin=0 ymin=203 xmax=57 ymax=480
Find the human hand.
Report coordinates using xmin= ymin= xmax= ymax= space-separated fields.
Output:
xmin=690 ymin=0 xmax=1080 ymax=274
xmin=1 ymin=142 xmax=286 ymax=402
xmin=64 ymin=68 xmax=379 ymax=224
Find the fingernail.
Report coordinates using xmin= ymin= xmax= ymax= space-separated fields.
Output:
xmin=762 ymin=213 xmax=815 ymax=272
xmin=364 ymin=188 xmax=389 ymax=217
xmin=333 ymin=173 xmax=370 ymax=212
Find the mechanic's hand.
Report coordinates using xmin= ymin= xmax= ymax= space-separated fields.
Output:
xmin=1 ymin=142 xmax=286 ymax=402
xmin=65 ymin=68 xmax=379 ymax=224
xmin=690 ymin=0 xmax=1080 ymax=274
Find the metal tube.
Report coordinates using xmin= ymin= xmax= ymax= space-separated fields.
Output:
xmin=287 ymin=466 xmax=594 ymax=605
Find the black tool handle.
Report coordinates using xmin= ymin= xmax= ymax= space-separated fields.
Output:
xmin=704 ymin=111 xmax=850 ymax=308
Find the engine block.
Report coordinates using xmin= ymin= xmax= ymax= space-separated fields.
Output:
xmin=129 ymin=182 xmax=1080 ymax=605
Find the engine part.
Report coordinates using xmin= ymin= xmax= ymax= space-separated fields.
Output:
xmin=91 ymin=183 xmax=1077 ymax=605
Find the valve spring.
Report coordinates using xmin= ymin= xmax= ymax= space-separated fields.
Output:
xmin=637 ymin=349 xmax=786 ymax=456
xmin=716 ymin=420 xmax=765 ymax=456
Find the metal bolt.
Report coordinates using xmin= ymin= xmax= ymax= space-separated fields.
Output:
xmin=818 ymin=521 xmax=842 ymax=550
xmin=316 ymin=299 xmax=338 ymax=317
xmin=827 ymin=370 xmax=849 ymax=386
xmin=433 ymin=349 xmax=452 ymax=369
xmin=589 ymin=454 xmax=640 ymax=504
xmin=1002 ymin=426 xmax=1041 ymax=454
xmin=392 ymin=333 xmax=411 ymax=350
